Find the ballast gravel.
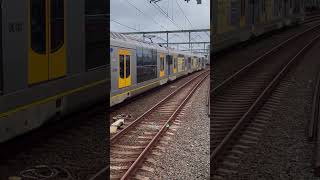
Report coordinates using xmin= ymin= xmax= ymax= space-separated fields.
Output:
xmin=149 ymin=78 xmax=210 ymax=180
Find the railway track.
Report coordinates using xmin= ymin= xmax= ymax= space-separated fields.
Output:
xmin=211 ymin=23 xmax=320 ymax=179
xmin=213 ymin=19 xmax=320 ymax=89
xmin=304 ymin=15 xmax=320 ymax=24
xmin=109 ymin=70 xmax=207 ymax=129
xmin=91 ymin=70 xmax=209 ymax=180
xmin=309 ymin=66 xmax=320 ymax=176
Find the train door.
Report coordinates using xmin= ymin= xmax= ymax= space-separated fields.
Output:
xmin=160 ymin=54 xmax=165 ymax=77
xmin=118 ymin=49 xmax=132 ymax=89
xmin=166 ymin=55 xmax=172 ymax=76
xmin=173 ymin=55 xmax=177 ymax=73
xmin=192 ymin=58 xmax=195 ymax=69
xmin=29 ymin=0 xmax=66 ymax=85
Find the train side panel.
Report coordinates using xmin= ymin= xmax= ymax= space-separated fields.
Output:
xmin=213 ymin=0 xmax=306 ymax=53
xmin=213 ymin=0 xmax=251 ymax=52
xmin=0 ymin=0 xmax=107 ymax=143
xmin=110 ymin=33 xmax=206 ymax=107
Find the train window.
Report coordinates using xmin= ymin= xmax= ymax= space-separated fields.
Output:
xmin=137 ymin=47 xmax=143 ymax=66
xmin=167 ymin=55 xmax=173 ymax=65
xmin=85 ymin=0 xmax=107 ymax=15
xmin=119 ymin=55 xmax=124 ymax=79
xmin=85 ymin=0 xmax=108 ymax=70
xmin=182 ymin=59 xmax=184 ymax=70
xmin=173 ymin=57 xmax=177 ymax=69
xmin=143 ymin=49 xmax=152 ymax=65
xmin=51 ymin=0 xmax=64 ymax=53
xmin=262 ymin=0 xmax=265 ymax=14
xmin=240 ymin=0 xmax=245 ymax=16
xmin=126 ymin=55 xmax=130 ymax=78
xmin=136 ymin=48 xmax=157 ymax=83
xmin=151 ymin=49 xmax=157 ymax=65
xmin=31 ymin=0 xmax=46 ymax=54
xmin=160 ymin=57 xmax=164 ymax=71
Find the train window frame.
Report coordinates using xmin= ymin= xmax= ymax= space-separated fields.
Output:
xmin=143 ymin=48 xmax=152 ymax=65
xmin=136 ymin=47 xmax=157 ymax=83
xmin=119 ymin=55 xmax=125 ymax=79
xmin=50 ymin=0 xmax=65 ymax=53
xmin=182 ymin=58 xmax=185 ymax=70
xmin=151 ymin=49 xmax=157 ymax=66
xmin=85 ymin=0 xmax=107 ymax=15
xmin=137 ymin=47 xmax=143 ymax=66
xmin=30 ymin=0 xmax=47 ymax=54
xmin=166 ymin=55 xmax=173 ymax=65
xmin=160 ymin=57 xmax=164 ymax=71
xmin=240 ymin=0 xmax=245 ymax=16
xmin=85 ymin=0 xmax=108 ymax=70
xmin=126 ymin=55 xmax=130 ymax=78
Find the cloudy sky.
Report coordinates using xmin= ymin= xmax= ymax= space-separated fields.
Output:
xmin=110 ymin=0 xmax=210 ymax=52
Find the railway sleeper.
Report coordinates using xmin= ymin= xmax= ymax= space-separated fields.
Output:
xmin=215 ymin=167 xmax=237 ymax=176
xmin=221 ymin=160 xmax=239 ymax=170
xmin=238 ymin=139 xmax=258 ymax=146
xmin=242 ymin=134 xmax=260 ymax=141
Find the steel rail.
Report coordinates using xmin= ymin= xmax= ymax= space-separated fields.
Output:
xmin=120 ymin=72 xmax=209 ymax=179
xmin=309 ymin=66 xmax=320 ymax=176
xmin=211 ymin=30 xmax=320 ymax=170
xmin=212 ymin=23 xmax=320 ymax=96
xmin=110 ymin=70 xmax=209 ymax=144
xmin=90 ymin=70 xmax=209 ymax=180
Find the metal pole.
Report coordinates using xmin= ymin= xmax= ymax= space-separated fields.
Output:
xmin=166 ymin=33 xmax=169 ymax=47
xmin=189 ymin=32 xmax=191 ymax=50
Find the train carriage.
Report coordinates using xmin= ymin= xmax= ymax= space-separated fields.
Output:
xmin=213 ymin=0 xmax=305 ymax=52
xmin=250 ymin=0 xmax=285 ymax=35
xmin=0 ymin=0 xmax=107 ymax=142
xmin=110 ymin=32 xmax=166 ymax=106
xmin=305 ymin=0 xmax=320 ymax=10
xmin=213 ymin=0 xmax=252 ymax=52
xmin=110 ymin=32 xmax=206 ymax=107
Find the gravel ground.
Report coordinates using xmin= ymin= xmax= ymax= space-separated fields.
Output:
xmin=213 ymin=23 xmax=316 ymax=88
xmin=148 ymin=77 xmax=210 ymax=180
xmin=229 ymin=32 xmax=320 ymax=179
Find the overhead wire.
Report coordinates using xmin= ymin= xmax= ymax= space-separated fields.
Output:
xmin=112 ymin=0 xmax=209 ymax=53
xmin=147 ymin=0 xmax=197 ymax=50
xmin=125 ymin=0 xmax=169 ymax=31
xmin=124 ymin=0 xmax=189 ymax=44
xmin=176 ymin=0 xmax=209 ymax=43
xmin=111 ymin=19 xmax=140 ymax=31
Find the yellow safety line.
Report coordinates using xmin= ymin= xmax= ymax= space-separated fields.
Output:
xmin=0 ymin=79 xmax=107 ymax=118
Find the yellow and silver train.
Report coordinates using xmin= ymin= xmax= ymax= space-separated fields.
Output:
xmin=110 ymin=32 xmax=207 ymax=107
xmin=213 ymin=0 xmax=305 ymax=52
xmin=0 ymin=0 xmax=107 ymax=142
